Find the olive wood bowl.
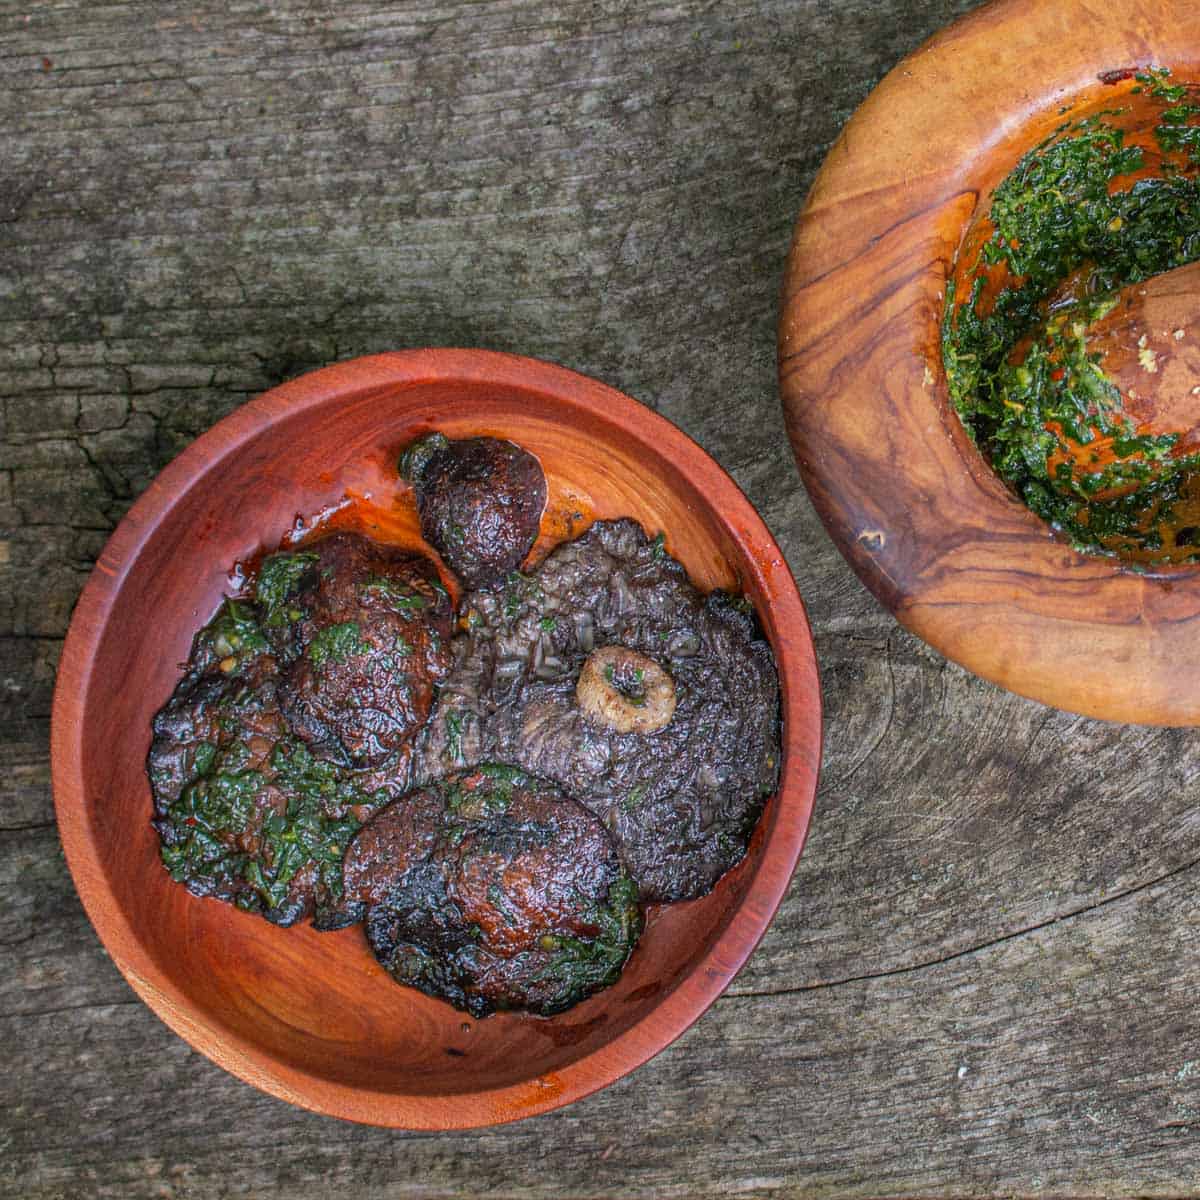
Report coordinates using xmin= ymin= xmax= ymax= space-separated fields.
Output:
xmin=779 ymin=0 xmax=1200 ymax=723
xmin=51 ymin=349 xmax=821 ymax=1128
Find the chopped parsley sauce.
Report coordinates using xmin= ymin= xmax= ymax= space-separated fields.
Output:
xmin=943 ymin=69 xmax=1200 ymax=561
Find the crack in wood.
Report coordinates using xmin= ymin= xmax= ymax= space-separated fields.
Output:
xmin=0 ymin=821 xmax=57 ymax=834
xmin=726 ymin=849 xmax=1200 ymax=1000
xmin=0 ymin=999 xmax=141 ymax=1023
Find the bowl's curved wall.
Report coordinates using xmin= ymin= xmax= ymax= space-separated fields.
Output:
xmin=52 ymin=349 xmax=821 ymax=1128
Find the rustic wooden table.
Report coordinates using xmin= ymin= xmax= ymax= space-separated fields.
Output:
xmin=5 ymin=1 xmax=1200 ymax=1196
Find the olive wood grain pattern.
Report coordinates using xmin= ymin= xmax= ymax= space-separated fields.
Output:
xmin=49 ymin=349 xmax=821 ymax=1129
xmin=1090 ymin=260 xmax=1200 ymax=449
xmin=778 ymin=0 xmax=1200 ymax=724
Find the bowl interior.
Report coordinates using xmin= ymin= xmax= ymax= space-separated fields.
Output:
xmin=940 ymin=76 xmax=1200 ymax=552
xmin=57 ymin=353 xmax=819 ymax=1126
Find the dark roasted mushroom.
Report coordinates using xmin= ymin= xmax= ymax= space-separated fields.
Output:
xmin=419 ymin=519 xmax=781 ymax=902
xmin=340 ymin=765 xmax=642 ymax=1017
xmin=270 ymin=532 xmax=454 ymax=768
xmin=148 ymin=531 xmax=452 ymax=927
xmin=400 ymin=433 xmax=547 ymax=588
xmin=147 ymin=599 xmax=392 ymax=926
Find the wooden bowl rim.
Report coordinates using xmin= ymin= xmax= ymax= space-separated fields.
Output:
xmin=51 ymin=348 xmax=822 ymax=1128
xmin=778 ymin=0 xmax=1200 ymax=723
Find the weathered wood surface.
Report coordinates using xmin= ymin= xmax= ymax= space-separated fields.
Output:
xmin=9 ymin=0 xmax=1200 ymax=1195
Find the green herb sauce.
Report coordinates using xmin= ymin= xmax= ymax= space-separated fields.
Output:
xmin=306 ymin=621 xmax=365 ymax=668
xmin=205 ymin=599 xmax=270 ymax=665
xmin=360 ymin=575 xmax=430 ymax=616
xmin=255 ymin=551 xmax=317 ymax=627
xmin=156 ymin=579 xmax=390 ymax=921
xmin=943 ymin=69 xmax=1200 ymax=560
xmin=530 ymin=874 xmax=642 ymax=1010
xmin=160 ymin=735 xmax=377 ymax=914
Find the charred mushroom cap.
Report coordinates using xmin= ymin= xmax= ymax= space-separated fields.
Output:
xmin=345 ymin=766 xmax=642 ymax=1017
xmin=401 ymin=434 xmax=547 ymax=589
xmin=148 ymin=532 xmax=450 ymax=929
xmin=320 ymin=782 xmax=446 ymax=929
xmin=270 ymin=532 xmax=454 ymax=768
xmin=147 ymin=597 xmax=394 ymax=928
xmin=398 ymin=431 xmax=450 ymax=484
xmin=418 ymin=519 xmax=781 ymax=903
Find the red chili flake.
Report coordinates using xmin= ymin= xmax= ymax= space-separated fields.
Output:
xmin=40 ymin=56 xmax=52 ymax=72
xmin=1098 ymin=68 xmax=1137 ymax=86
xmin=1051 ymin=368 xmax=1066 ymax=382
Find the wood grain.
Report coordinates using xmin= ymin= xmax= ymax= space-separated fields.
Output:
xmin=24 ymin=0 xmax=1200 ymax=1195
xmin=1089 ymin=261 xmax=1200 ymax=449
xmin=778 ymin=0 xmax=1200 ymax=724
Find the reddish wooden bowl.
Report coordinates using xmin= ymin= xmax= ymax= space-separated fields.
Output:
xmin=51 ymin=349 xmax=821 ymax=1128
xmin=779 ymin=0 xmax=1200 ymax=723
